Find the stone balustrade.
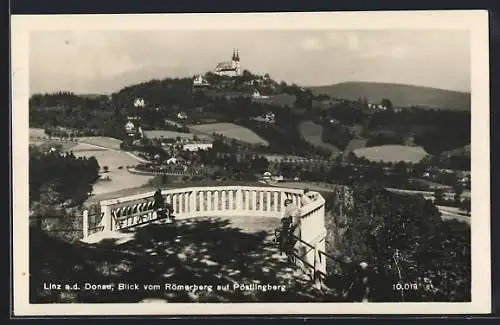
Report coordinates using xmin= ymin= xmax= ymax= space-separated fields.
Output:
xmin=83 ymin=185 xmax=327 ymax=289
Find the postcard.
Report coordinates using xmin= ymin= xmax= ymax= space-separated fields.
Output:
xmin=11 ymin=10 xmax=491 ymax=316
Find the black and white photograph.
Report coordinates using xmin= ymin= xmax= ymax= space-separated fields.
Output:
xmin=12 ymin=11 xmax=490 ymax=315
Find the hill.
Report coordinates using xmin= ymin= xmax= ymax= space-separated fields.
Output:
xmin=308 ymin=82 xmax=470 ymax=111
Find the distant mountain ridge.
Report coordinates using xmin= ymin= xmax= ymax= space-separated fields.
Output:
xmin=308 ymin=82 xmax=471 ymax=111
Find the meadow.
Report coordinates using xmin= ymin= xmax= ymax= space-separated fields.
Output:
xmin=298 ymin=121 xmax=341 ymax=156
xmin=352 ymin=145 xmax=428 ymax=163
xmin=77 ymin=136 xmax=122 ymax=150
xmin=188 ymin=123 xmax=269 ymax=146
xmin=143 ymin=130 xmax=212 ymax=141
xmin=29 ymin=128 xmax=47 ymax=138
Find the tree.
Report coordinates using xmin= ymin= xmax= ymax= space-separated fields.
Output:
xmin=102 ymin=166 xmax=109 ymax=173
xmin=460 ymin=198 xmax=471 ymax=215
xmin=325 ymin=184 xmax=470 ymax=302
xmin=454 ymin=184 xmax=464 ymax=204
xmin=380 ymin=98 xmax=394 ymax=111
xmin=434 ymin=188 xmax=445 ymax=205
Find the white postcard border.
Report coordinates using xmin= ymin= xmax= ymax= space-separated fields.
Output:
xmin=11 ymin=10 xmax=491 ymax=316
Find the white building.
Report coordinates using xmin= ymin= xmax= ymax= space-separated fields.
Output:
xmin=251 ymin=90 xmax=270 ymax=100
xmin=166 ymin=157 xmax=178 ymax=165
xmin=368 ymin=103 xmax=387 ymax=111
xmin=262 ymin=171 xmax=272 ymax=180
xmin=124 ymin=121 xmax=136 ymax=135
xmin=177 ymin=112 xmax=188 ymax=120
xmin=193 ymin=75 xmax=210 ymax=87
xmin=134 ymin=98 xmax=145 ymax=108
xmin=182 ymin=142 xmax=213 ymax=152
xmin=215 ymin=49 xmax=241 ymax=77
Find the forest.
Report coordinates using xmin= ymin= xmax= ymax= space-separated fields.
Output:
xmin=324 ymin=184 xmax=470 ymax=302
xmin=29 ymin=146 xmax=100 ymax=207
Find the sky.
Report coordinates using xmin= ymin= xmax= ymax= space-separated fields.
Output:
xmin=29 ymin=29 xmax=471 ymax=95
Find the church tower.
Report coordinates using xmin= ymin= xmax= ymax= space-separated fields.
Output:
xmin=233 ymin=48 xmax=241 ymax=76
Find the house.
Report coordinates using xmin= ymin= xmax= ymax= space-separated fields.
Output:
xmin=124 ymin=121 xmax=136 ymax=135
xmin=368 ymin=103 xmax=388 ymax=111
xmin=262 ymin=171 xmax=272 ymax=181
xmin=193 ymin=74 xmax=210 ymax=88
xmin=261 ymin=172 xmax=284 ymax=183
xmin=271 ymin=175 xmax=284 ymax=183
xmin=182 ymin=142 xmax=213 ymax=152
xmin=166 ymin=157 xmax=178 ymax=165
xmin=251 ymin=90 xmax=270 ymax=100
xmin=177 ymin=112 xmax=188 ymax=120
xmin=134 ymin=98 xmax=145 ymax=108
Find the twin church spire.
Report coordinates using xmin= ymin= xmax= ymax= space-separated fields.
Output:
xmin=232 ymin=48 xmax=240 ymax=62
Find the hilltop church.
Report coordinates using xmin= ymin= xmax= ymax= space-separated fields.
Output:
xmin=214 ymin=49 xmax=241 ymax=77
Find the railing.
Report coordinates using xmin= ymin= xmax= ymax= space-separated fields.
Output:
xmin=83 ymin=185 xmax=327 ymax=289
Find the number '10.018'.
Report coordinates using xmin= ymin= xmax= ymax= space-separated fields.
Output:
xmin=393 ymin=283 xmax=418 ymax=291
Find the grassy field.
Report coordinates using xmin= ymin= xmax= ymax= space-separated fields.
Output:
xmin=268 ymin=93 xmax=296 ymax=107
xmin=143 ymin=130 xmax=212 ymax=141
xmin=343 ymin=138 xmax=367 ymax=156
xmin=29 ymin=128 xmax=46 ymax=138
xmin=352 ymin=145 xmax=428 ymax=163
xmin=188 ymin=123 xmax=269 ymax=146
xmin=78 ymin=137 xmax=122 ymax=150
xmin=71 ymin=143 xmax=153 ymax=195
xmin=299 ymin=121 xmax=341 ymax=156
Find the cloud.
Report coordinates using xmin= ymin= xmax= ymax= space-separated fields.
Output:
xmin=299 ymin=37 xmax=323 ymax=51
xmin=29 ymin=30 xmax=470 ymax=94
